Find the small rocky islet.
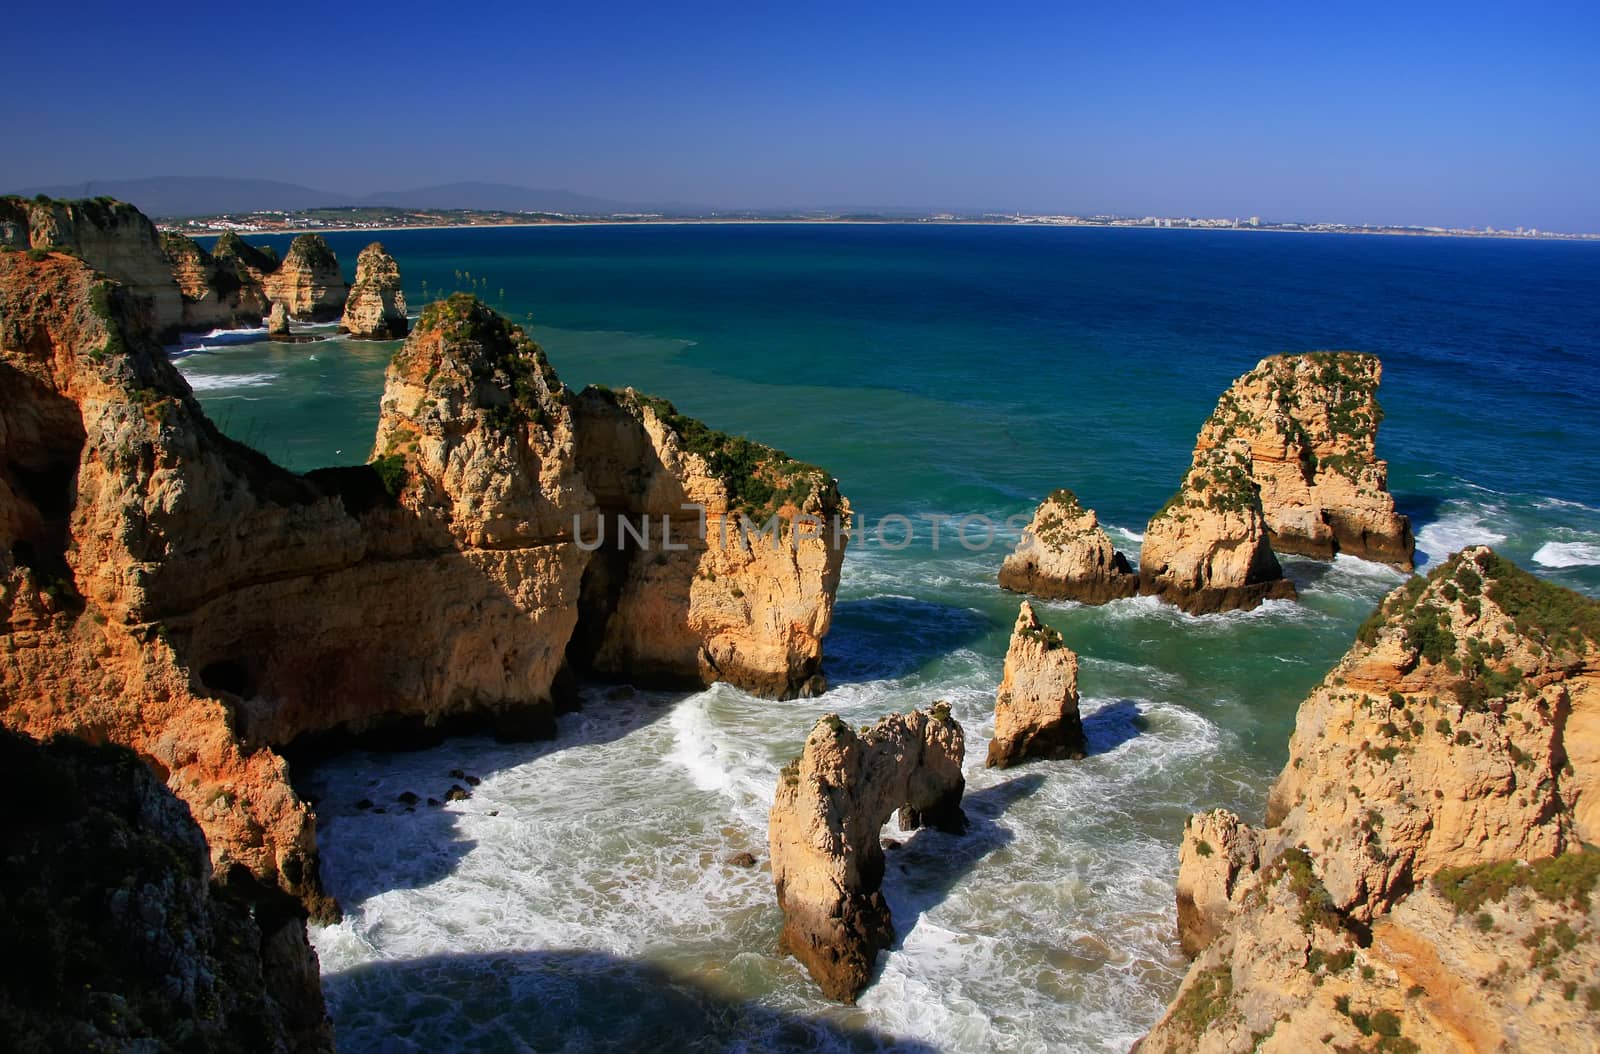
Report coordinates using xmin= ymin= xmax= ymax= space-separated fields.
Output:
xmin=2 ymin=196 xmax=1597 ymax=1050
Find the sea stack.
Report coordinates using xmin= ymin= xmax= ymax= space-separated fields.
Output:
xmin=212 ymin=230 xmax=280 ymax=286
xmin=268 ymin=301 xmax=292 ymax=337
xmin=769 ymin=707 xmax=966 ymax=1003
xmin=998 ymin=488 xmax=1137 ymax=604
xmin=1139 ymin=447 xmax=1296 ymax=614
xmin=986 ymin=601 xmax=1084 ymax=767
xmin=1195 ymin=352 xmax=1414 ymax=569
xmin=341 ymin=242 xmax=408 ymax=339
xmin=1140 ymin=547 xmax=1600 ymax=1052
xmin=263 ymin=233 xmax=348 ymax=322
xmin=162 ymin=231 xmax=270 ymax=332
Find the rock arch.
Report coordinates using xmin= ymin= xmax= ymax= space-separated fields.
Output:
xmin=768 ymin=706 xmax=966 ymax=1002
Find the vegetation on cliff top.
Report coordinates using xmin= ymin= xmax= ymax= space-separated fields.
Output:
xmin=589 ymin=385 xmax=831 ymax=520
xmin=1203 ymin=351 xmax=1385 ymax=480
xmin=211 ymin=231 xmax=279 ymax=271
xmin=1356 ymin=547 xmax=1600 ymax=657
xmin=1153 ymin=449 xmax=1263 ymax=522
xmin=411 ymin=294 xmax=562 ymax=431
xmin=284 ymin=233 xmax=340 ymax=272
xmin=1433 ymin=851 xmax=1600 ymax=913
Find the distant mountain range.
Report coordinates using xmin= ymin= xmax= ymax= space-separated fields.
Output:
xmin=7 ymin=176 xmax=705 ymax=219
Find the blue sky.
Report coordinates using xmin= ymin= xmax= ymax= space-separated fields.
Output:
xmin=4 ymin=0 xmax=1597 ymax=229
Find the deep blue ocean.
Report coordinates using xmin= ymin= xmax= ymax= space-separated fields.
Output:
xmin=178 ymin=224 xmax=1600 ymax=1052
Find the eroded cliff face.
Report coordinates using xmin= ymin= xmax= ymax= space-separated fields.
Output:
xmin=1140 ymin=447 xmax=1297 ymax=615
xmin=0 ymin=249 xmax=850 ymax=920
xmin=769 ymin=707 xmax=966 ymax=1003
xmin=0 ymin=728 xmax=332 ymax=1052
xmin=162 ymin=232 xmax=271 ymax=332
xmin=2 ymin=195 xmax=185 ymax=339
xmin=1196 ymin=352 xmax=1414 ymax=569
xmin=998 ymin=489 xmax=1137 ymax=604
xmin=568 ymin=388 xmax=849 ymax=697
xmin=341 ymin=242 xmax=408 ymax=339
xmin=1141 ymin=547 xmax=1600 ymax=1053
xmin=263 ymin=233 xmax=348 ymax=322
xmin=986 ymin=601 xmax=1084 ymax=767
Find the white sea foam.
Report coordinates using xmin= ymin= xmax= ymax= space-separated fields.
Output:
xmin=305 ymin=625 xmax=1264 ymax=1054
xmin=1414 ymin=504 xmax=1508 ymax=564
xmin=179 ymin=371 xmax=280 ymax=391
xmin=1533 ymin=541 xmax=1600 ymax=568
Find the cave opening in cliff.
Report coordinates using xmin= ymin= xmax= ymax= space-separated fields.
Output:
xmin=564 ymin=547 xmax=632 ymax=678
xmin=1 ymin=363 xmax=87 ymax=603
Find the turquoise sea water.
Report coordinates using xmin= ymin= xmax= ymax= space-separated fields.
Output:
xmin=177 ymin=224 xmax=1600 ymax=1052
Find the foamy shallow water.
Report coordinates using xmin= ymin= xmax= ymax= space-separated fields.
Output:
xmin=303 ymin=547 xmax=1327 ymax=1054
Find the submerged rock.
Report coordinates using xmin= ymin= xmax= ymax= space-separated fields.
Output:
xmin=1196 ymin=352 xmax=1414 ymax=569
xmin=998 ymin=488 xmax=1137 ymax=604
xmin=986 ymin=601 xmax=1084 ymax=767
xmin=1139 ymin=447 xmax=1297 ymax=614
xmin=769 ymin=707 xmax=966 ymax=1003
xmin=1140 ymin=548 xmax=1600 ymax=1052
xmin=341 ymin=242 xmax=408 ymax=339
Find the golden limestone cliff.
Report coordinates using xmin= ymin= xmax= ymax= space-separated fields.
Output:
xmin=341 ymin=242 xmax=408 ymax=339
xmin=0 ymin=245 xmax=849 ymax=924
xmin=1140 ymin=447 xmax=1297 ymax=615
xmin=263 ymin=233 xmax=349 ymax=322
xmin=567 ymin=387 xmax=848 ymax=697
xmin=1196 ymin=352 xmax=1414 ymax=570
xmin=1 ymin=195 xmax=185 ymax=340
xmin=1141 ymin=547 xmax=1600 ymax=1053
xmin=998 ymin=488 xmax=1137 ymax=604
xmin=162 ymin=231 xmax=272 ymax=332
xmin=769 ymin=707 xmax=967 ymax=1003
xmin=986 ymin=601 xmax=1084 ymax=767
xmin=0 ymin=196 xmax=381 ymax=341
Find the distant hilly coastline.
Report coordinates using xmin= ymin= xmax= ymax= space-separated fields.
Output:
xmin=7 ymin=176 xmax=706 ymax=219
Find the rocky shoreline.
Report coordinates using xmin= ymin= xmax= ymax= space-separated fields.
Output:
xmin=2 ymin=197 xmax=1596 ymax=1049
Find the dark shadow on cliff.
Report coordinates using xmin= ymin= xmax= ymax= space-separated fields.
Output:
xmin=321 ymin=947 xmax=938 ymax=1054
xmin=877 ymin=773 xmax=1046 ymax=958
xmin=824 ymin=596 xmax=993 ymax=686
xmin=1081 ymin=699 xmax=1147 ymax=755
xmin=295 ymin=690 xmax=683 ymax=907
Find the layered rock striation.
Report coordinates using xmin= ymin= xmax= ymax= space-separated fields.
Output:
xmin=1140 ymin=447 xmax=1297 ymax=615
xmin=0 ymin=727 xmax=332 ymax=1052
xmin=998 ymin=489 xmax=1137 ymax=604
xmin=264 ymin=233 xmax=348 ymax=322
xmin=1196 ymin=352 xmax=1413 ymax=569
xmin=0 ymin=241 xmax=849 ymax=921
xmin=1141 ymin=547 xmax=1600 ymax=1052
xmin=162 ymin=231 xmax=271 ymax=332
xmin=987 ymin=601 xmax=1084 ymax=767
xmin=341 ymin=242 xmax=408 ymax=339
xmin=769 ymin=707 xmax=966 ymax=1002
xmin=2 ymin=194 xmax=185 ymax=340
